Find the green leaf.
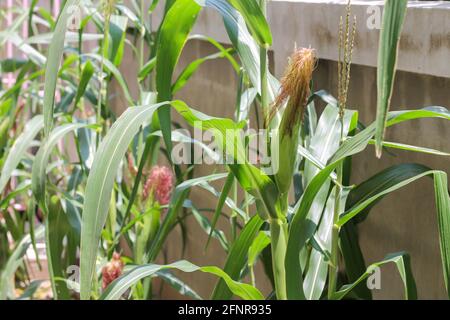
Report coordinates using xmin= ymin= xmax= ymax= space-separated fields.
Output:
xmin=346 ymin=163 xmax=433 ymax=224
xmin=147 ymin=173 xmax=229 ymax=263
xmin=32 ymin=123 xmax=89 ymax=209
xmin=227 ymin=0 xmax=272 ymax=47
xmin=0 ymin=58 xmax=27 ymax=72
xmin=283 ymin=104 xmax=448 ymax=299
xmin=302 ymin=104 xmax=358 ymax=243
xmin=296 ymin=103 xmax=358 ymax=300
xmin=248 ymin=231 xmax=271 ymax=267
xmin=285 ymin=163 xmax=338 ymax=300
xmin=73 ymin=60 xmax=95 ymax=110
xmin=149 ymin=0 xmax=161 ymax=13
xmin=156 ymin=270 xmax=203 ymax=300
xmin=185 ymin=201 xmax=229 ymax=251
xmin=46 ymin=196 xmax=72 ymax=299
xmin=331 ymin=107 xmax=450 ymax=163
xmin=80 ymin=102 xmax=168 ymax=300
xmin=6 ymin=33 xmax=46 ymax=66
xmin=189 ymin=34 xmax=240 ymax=71
xmin=0 ymin=115 xmax=43 ymax=194
xmin=172 ymin=48 xmax=236 ymax=94
xmin=303 ymin=187 xmax=349 ymax=300
xmin=375 ymin=0 xmax=408 ymax=157
xmin=17 ymin=280 xmax=45 ymax=300
xmin=333 ymin=252 xmax=417 ymax=300
xmin=197 ymin=0 xmax=279 ymax=100
xmin=80 ymin=100 xmax=244 ymax=299
xmin=304 ymin=105 xmax=357 ymax=183
xmin=163 ymin=101 xmax=279 ymax=221
xmin=0 ymin=181 xmax=31 ymax=211
xmin=368 ymin=139 xmax=450 ymax=157
xmin=0 ymin=226 xmax=45 ymax=299
xmin=26 ymin=32 xmax=103 ymax=44
xmin=42 ymin=0 xmax=81 ymax=136
xmin=340 ymin=220 xmax=372 ymax=299
xmin=338 ymin=169 xmax=447 ymax=227
xmin=84 ymin=53 xmax=134 ymax=105
xmin=338 ymin=168 xmax=450 ymax=298
xmin=138 ymin=57 xmax=156 ymax=82
xmin=109 ymin=15 xmax=128 ymax=66
xmin=206 ymin=171 xmax=234 ymax=249
xmin=212 ymin=215 xmax=263 ymax=300
xmin=156 ymin=0 xmax=201 ymax=155
xmin=100 ymin=260 xmax=263 ymax=300
xmin=434 ymin=172 xmax=450 ymax=297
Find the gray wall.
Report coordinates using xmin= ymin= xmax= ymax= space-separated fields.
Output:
xmin=317 ymin=59 xmax=450 ymax=299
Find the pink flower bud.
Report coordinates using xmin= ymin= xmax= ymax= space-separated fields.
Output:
xmin=142 ymin=166 xmax=174 ymax=205
xmin=102 ymin=252 xmax=124 ymax=290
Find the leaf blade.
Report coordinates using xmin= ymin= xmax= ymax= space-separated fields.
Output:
xmin=375 ymin=0 xmax=408 ymax=157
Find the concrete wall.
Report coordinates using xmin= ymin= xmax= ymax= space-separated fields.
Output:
xmin=317 ymin=60 xmax=450 ymax=299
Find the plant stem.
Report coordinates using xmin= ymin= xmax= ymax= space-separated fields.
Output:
xmin=140 ymin=0 xmax=145 ymax=71
xmin=259 ymin=0 xmax=269 ymax=120
xmin=96 ymin=12 xmax=111 ymax=147
xmin=259 ymin=0 xmax=288 ymax=300
xmin=138 ymin=0 xmax=146 ymax=91
xmin=270 ymin=218 xmax=288 ymax=300
xmin=328 ymin=119 xmax=344 ymax=299
xmin=260 ymin=47 xmax=269 ymax=119
xmin=231 ymin=179 xmax=238 ymax=241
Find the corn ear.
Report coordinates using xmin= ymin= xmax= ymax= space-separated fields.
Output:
xmin=272 ymin=48 xmax=316 ymax=196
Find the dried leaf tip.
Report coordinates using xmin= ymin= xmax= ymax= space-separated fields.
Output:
xmin=270 ymin=48 xmax=316 ymax=135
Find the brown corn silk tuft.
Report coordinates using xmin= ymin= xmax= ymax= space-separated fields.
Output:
xmin=270 ymin=48 xmax=316 ymax=135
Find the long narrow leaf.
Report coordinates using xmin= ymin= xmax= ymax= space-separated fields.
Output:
xmin=212 ymin=215 xmax=263 ymax=299
xmin=333 ymin=252 xmax=416 ymax=300
xmin=197 ymin=0 xmax=279 ymax=99
xmin=375 ymin=0 xmax=408 ymax=157
xmin=100 ymin=260 xmax=263 ymax=300
xmin=80 ymin=100 xmax=244 ymax=299
xmin=338 ymin=169 xmax=450 ymax=297
xmin=42 ymin=0 xmax=81 ymax=135
xmin=0 ymin=226 xmax=45 ymax=299
xmin=331 ymin=107 xmax=450 ymax=163
xmin=227 ymin=0 xmax=272 ymax=47
xmin=0 ymin=115 xmax=43 ymax=194
xmin=156 ymin=0 xmax=201 ymax=155
xmin=32 ymin=123 xmax=89 ymax=209
xmin=206 ymin=171 xmax=234 ymax=249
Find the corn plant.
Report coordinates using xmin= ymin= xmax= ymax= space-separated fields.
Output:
xmin=0 ymin=0 xmax=449 ymax=301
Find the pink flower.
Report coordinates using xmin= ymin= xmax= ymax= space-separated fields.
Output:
xmin=142 ymin=165 xmax=174 ymax=205
xmin=102 ymin=252 xmax=124 ymax=290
